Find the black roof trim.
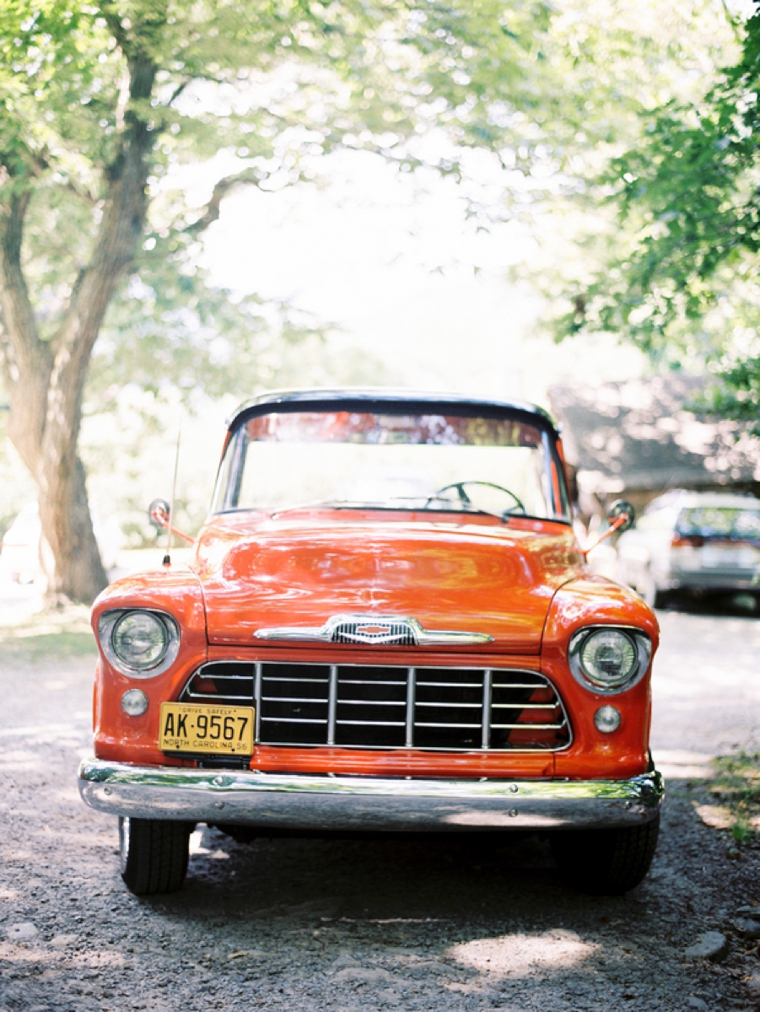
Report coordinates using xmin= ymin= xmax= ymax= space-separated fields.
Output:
xmin=227 ymin=388 xmax=559 ymax=434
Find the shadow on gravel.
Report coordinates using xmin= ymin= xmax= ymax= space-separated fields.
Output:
xmin=120 ymin=821 xmax=758 ymax=1011
xmin=174 ymin=828 xmax=563 ymax=919
xmin=2 ymin=807 xmax=759 ymax=1012
xmin=656 ymin=589 xmax=760 ymax=619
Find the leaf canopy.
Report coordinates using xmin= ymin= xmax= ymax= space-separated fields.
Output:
xmin=547 ymin=8 xmax=760 ymax=430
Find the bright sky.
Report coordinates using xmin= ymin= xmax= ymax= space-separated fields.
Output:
xmin=199 ymin=148 xmax=647 ymax=410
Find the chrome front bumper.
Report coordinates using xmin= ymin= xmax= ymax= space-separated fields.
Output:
xmin=78 ymin=759 xmax=664 ymax=832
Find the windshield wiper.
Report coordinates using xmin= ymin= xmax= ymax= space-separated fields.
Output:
xmin=268 ymin=499 xmax=356 ymax=518
xmin=269 ymin=498 xmax=519 ymax=523
xmin=422 ymin=500 xmax=514 ymax=523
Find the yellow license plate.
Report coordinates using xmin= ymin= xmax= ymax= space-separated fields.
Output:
xmin=159 ymin=703 xmax=255 ymax=756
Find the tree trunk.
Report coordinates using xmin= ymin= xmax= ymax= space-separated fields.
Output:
xmin=0 ymin=47 xmax=157 ymax=604
xmin=1 ymin=243 xmax=110 ymax=602
xmin=38 ymin=456 xmax=108 ymax=604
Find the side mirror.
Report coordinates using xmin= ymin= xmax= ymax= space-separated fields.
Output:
xmin=148 ymin=498 xmax=171 ymax=530
xmin=584 ymin=500 xmax=635 ymax=555
xmin=607 ymin=499 xmax=635 ymax=534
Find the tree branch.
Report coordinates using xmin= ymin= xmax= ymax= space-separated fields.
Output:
xmin=183 ymin=168 xmax=267 ymax=235
xmin=0 ymin=311 xmax=15 ymax=387
xmin=166 ymin=78 xmax=193 ymax=106
xmin=100 ymin=6 xmax=129 ymax=50
xmin=719 ymin=0 xmax=744 ymax=44
xmin=0 ymin=186 xmax=46 ymax=373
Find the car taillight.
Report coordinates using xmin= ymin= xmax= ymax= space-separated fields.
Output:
xmin=671 ymin=534 xmax=704 ymax=548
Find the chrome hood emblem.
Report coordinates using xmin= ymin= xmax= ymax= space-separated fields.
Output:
xmin=254 ymin=614 xmax=493 ymax=646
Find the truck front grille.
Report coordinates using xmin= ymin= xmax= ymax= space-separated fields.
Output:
xmin=180 ymin=661 xmax=570 ymax=752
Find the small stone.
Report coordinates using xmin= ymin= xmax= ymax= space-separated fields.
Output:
xmin=733 ymin=918 xmax=760 ymax=938
xmin=684 ymin=931 xmax=729 ymax=961
xmin=686 ymin=999 xmax=709 ymax=1011
xmin=5 ymin=922 xmax=38 ymax=941
xmin=735 ymin=905 xmax=760 ymax=920
xmin=49 ymin=934 xmax=79 ymax=949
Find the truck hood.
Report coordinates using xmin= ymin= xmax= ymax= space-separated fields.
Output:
xmin=197 ymin=517 xmax=584 ymax=654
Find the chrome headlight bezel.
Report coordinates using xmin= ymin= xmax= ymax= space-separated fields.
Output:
xmin=568 ymin=626 xmax=652 ymax=695
xmin=99 ymin=609 xmax=180 ymax=678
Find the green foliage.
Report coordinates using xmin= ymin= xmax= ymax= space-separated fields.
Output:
xmin=0 ymin=0 xmax=578 ymax=409
xmin=88 ymin=247 xmax=325 ymax=402
xmin=549 ymin=7 xmax=760 ymax=423
xmin=712 ymin=751 xmax=760 ymax=846
xmin=2 ymin=0 xmax=754 ymax=585
xmin=4 ymin=0 xmax=735 ymax=393
xmin=0 ymin=603 xmax=95 ymax=661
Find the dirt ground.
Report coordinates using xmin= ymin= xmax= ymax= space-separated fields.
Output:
xmin=1 ymin=602 xmax=759 ymax=1012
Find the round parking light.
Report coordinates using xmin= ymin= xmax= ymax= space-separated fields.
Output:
xmin=121 ymin=689 xmax=149 ymax=717
xmin=594 ymin=705 xmax=622 ymax=734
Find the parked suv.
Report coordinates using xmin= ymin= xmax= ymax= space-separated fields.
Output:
xmin=617 ymin=489 xmax=760 ymax=607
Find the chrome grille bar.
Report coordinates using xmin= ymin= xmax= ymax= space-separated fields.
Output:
xmin=267 ymin=717 xmax=327 ymax=724
xmin=405 ymin=667 xmax=416 ymax=747
xmin=254 ymin=662 xmax=262 ymax=743
xmin=337 ymin=720 xmax=406 ymax=727
xmin=416 ymin=701 xmax=482 ymax=708
xmin=482 ymin=668 xmax=492 ymax=750
xmin=491 ymin=721 xmax=568 ymax=730
xmin=415 ymin=722 xmax=482 ymax=729
xmin=180 ymin=662 xmax=571 ymax=752
xmin=339 ymin=700 xmax=406 ymax=707
xmin=492 ymin=702 xmax=561 ymax=710
xmin=327 ymin=665 xmax=339 ymax=746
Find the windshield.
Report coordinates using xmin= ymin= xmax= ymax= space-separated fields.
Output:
xmin=212 ymin=408 xmax=569 ymax=522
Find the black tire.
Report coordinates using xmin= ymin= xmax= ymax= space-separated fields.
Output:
xmin=119 ymin=817 xmax=193 ymax=895
xmin=550 ymin=814 xmax=660 ymax=895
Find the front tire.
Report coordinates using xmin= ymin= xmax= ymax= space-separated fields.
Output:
xmin=119 ymin=817 xmax=193 ymax=895
xmin=550 ymin=814 xmax=660 ymax=895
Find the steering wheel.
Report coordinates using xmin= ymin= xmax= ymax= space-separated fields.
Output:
xmin=424 ymin=481 xmax=526 ymax=517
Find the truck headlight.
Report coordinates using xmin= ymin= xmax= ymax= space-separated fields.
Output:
xmin=569 ymin=627 xmax=651 ymax=694
xmin=99 ymin=609 xmax=180 ymax=677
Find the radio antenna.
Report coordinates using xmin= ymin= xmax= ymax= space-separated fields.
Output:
xmin=163 ymin=418 xmax=182 ymax=567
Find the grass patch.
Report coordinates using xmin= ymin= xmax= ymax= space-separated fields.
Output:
xmin=0 ymin=604 xmax=97 ymax=663
xmin=711 ymin=751 xmax=760 ymax=844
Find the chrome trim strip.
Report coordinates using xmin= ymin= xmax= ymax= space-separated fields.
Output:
xmin=254 ymin=614 xmax=493 ymax=646
xmin=79 ymin=760 xmax=663 ymax=831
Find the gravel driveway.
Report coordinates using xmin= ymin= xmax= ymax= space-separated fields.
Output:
xmin=1 ymin=604 xmax=759 ymax=1012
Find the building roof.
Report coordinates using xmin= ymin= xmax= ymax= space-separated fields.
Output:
xmin=549 ymin=375 xmax=760 ymax=499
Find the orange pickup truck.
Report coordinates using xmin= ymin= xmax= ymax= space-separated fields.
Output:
xmin=79 ymin=390 xmax=662 ymax=896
